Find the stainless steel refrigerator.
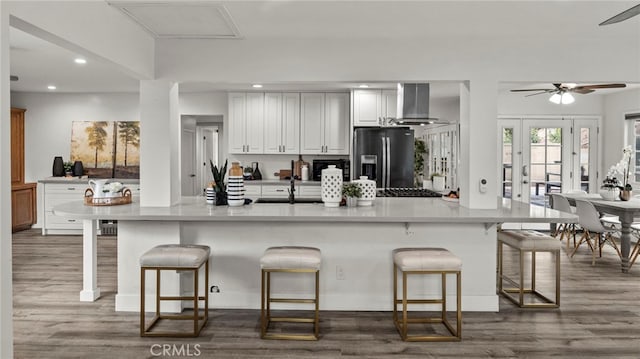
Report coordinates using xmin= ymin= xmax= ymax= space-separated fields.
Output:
xmin=353 ymin=127 xmax=415 ymax=188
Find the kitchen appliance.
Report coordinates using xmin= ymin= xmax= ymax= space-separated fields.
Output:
xmin=353 ymin=127 xmax=414 ymax=188
xmin=377 ymin=188 xmax=442 ymax=197
xmin=312 ymin=159 xmax=350 ymax=182
xmin=384 ymin=83 xmax=448 ymax=126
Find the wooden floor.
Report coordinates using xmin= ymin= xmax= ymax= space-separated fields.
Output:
xmin=11 ymin=229 xmax=640 ymax=358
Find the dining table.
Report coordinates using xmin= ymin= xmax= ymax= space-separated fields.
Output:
xmin=558 ymin=193 xmax=638 ymax=273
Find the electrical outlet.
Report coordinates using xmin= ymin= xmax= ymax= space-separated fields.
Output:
xmin=210 ymin=285 xmax=220 ymax=293
xmin=336 ymin=265 xmax=345 ymax=280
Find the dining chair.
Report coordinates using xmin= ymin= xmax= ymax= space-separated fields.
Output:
xmin=549 ymin=194 xmax=577 ymax=252
xmin=629 ymin=224 xmax=640 ymax=269
xmin=572 ymin=199 xmax=622 ymax=265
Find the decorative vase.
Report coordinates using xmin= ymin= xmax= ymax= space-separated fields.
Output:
xmin=620 ymin=189 xmax=633 ymax=201
xmin=352 ymin=176 xmax=376 ymax=206
xmin=52 ymin=156 xmax=64 ymax=177
xmin=205 ymin=188 xmax=216 ymax=204
xmin=321 ymin=165 xmax=343 ymax=207
xmin=215 ymin=191 xmax=228 ymax=206
xmin=227 ymin=162 xmax=245 ymax=207
xmin=73 ymin=161 xmax=84 ymax=177
xmin=599 ymin=187 xmax=619 ymax=201
xmin=252 ymin=162 xmax=262 ymax=180
xmin=433 ymin=176 xmax=446 ymax=191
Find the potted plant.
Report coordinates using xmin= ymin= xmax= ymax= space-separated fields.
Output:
xmin=603 ymin=145 xmax=634 ymax=201
xmin=209 ymin=159 xmax=228 ymax=205
xmin=414 ymin=139 xmax=427 ymax=187
xmin=63 ymin=161 xmax=73 ymax=177
xmin=431 ymin=172 xmax=445 ymax=191
xmin=342 ymin=182 xmax=362 ymax=207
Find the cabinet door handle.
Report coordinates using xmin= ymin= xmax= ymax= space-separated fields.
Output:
xmin=67 ymin=219 xmax=76 ymax=223
xmin=67 ymin=187 xmax=76 ymax=190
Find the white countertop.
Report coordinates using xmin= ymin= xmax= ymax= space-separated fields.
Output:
xmin=53 ymin=196 xmax=576 ymax=224
xmin=39 ymin=177 xmax=140 ymax=184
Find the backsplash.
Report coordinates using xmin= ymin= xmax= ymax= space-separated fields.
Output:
xmin=226 ymin=154 xmax=349 ymax=181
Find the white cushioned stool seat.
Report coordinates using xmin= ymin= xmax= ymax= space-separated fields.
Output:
xmin=261 ymin=246 xmax=321 ymax=270
xmin=140 ymin=244 xmax=210 ymax=268
xmin=393 ymin=247 xmax=462 ymax=271
xmin=498 ymin=230 xmax=561 ymax=251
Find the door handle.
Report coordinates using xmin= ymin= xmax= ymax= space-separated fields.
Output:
xmin=523 ymin=180 xmax=529 ymax=184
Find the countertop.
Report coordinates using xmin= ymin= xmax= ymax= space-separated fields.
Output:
xmin=53 ymin=196 xmax=576 ymax=224
xmin=39 ymin=177 xmax=140 ymax=184
xmin=244 ymin=179 xmax=320 ymax=186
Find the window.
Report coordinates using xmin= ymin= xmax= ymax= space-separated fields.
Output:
xmin=629 ymin=113 xmax=640 ymax=182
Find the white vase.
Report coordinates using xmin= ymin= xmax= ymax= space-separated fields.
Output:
xmin=599 ymin=187 xmax=619 ymax=201
xmin=346 ymin=196 xmax=358 ymax=207
xmin=433 ymin=176 xmax=445 ymax=191
xmin=321 ymin=165 xmax=343 ymax=207
xmin=205 ymin=188 xmax=216 ymax=204
xmin=352 ymin=176 xmax=376 ymax=206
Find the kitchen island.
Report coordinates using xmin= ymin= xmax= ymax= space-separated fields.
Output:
xmin=53 ymin=197 xmax=576 ymax=312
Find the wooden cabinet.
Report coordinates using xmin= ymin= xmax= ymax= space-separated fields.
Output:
xmin=353 ymin=89 xmax=397 ymax=127
xmin=300 ymin=93 xmax=349 ymax=155
xmin=228 ymin=92 xmax=264 ymax=154
xmin=10 ymin=107 xmax=37 ymax=232
xmin=263 ymin=93 xmax=300 ymax=154
xmin=11 ymin=183 xmax=37 ymax=232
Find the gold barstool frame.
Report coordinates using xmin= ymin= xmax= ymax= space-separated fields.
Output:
xmin=140 ymin=259 xmax=209 ymax=337
xmin=261 ymin=268 xmax=320 ymax=341
xmin=393 ymin=265 xmax=462 ymax=342
xmin=498 ymin=239 xmax=560 ymax=308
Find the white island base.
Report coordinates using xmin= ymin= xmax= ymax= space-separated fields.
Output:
xmin=115 ymin=220 xmax=498 ymax=312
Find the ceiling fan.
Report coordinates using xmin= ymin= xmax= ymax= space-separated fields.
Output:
xmin=511 ymin=83 xmax=627 ymax=104
xmin=600 ymin=3 xmax=640 ymax=26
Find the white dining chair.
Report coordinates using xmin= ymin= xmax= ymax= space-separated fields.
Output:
xmin=572 ymin=199 xmax=622 ymax=265
xmin=549 ymin=194 xmax=577 ymax=252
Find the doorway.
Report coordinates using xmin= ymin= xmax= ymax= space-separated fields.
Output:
xmin=498 ymin=117 xmax=599 ymax=206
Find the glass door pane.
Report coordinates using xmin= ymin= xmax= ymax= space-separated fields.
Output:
xmin=573 ymin=119 xmax=598 ymax=193
xmin=502 ymin=127 xmax=513 ymax=199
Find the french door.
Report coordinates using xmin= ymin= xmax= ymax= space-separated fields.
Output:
xmin=498 ymin=117 xmax=598 ymax=207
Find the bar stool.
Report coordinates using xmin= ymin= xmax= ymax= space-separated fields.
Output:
xmin=498 ymin=230 xmax=560 ymax=308
xmin=260 ymin=246 xmax=321 ymax=341
xmin=139 ymin=244 xmax=210 ymax=337
xmin=392 ymin=248 xmax=462 ymax=342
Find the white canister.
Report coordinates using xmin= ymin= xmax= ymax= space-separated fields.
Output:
xmin=301 ymin=165 xmax=309 ymax=181
xmin=432 ymin=176 xmax=446 ymax=191
xmin=352 ymin=176 xmax=376 ymax=206
xmin=321 ymin=165 xmax=343 ymax=207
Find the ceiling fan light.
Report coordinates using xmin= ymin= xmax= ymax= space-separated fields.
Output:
xmin=561 ymin=92 xmax=575 ymax=104
xmin=549 ymin=93 xmax=562 ymax=104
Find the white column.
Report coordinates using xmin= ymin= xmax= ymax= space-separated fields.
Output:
xmin=459 ymin=79 xmax=498 ymax=209
xmin=79 ymin=219 xmax=100 ymax=301
xmin=0 ymin=4 xmax=13 ymax=358
xmin=139 ymin=80 xmax=181 ymax=206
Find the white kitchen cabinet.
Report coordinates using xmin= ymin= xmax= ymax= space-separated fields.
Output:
xmin=297 ymin=185 xmax=321 ymax=198
xmin=261 ymin=184 xmax=291 ymax=198
xmin=228 ymin=92 xmax=264 ymax=154
xmin=244 ymin=184 xmax=262 ymax=197
xmin=264 ymin=93 xmax=300 ymax=154
xmin=300 ymin=92 xmax=349 ymax=155
xmin=353 ymin=89 xmax=397 ymax=127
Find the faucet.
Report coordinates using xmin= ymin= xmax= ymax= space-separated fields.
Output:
xmin=289 ymin=159 xmax=295 ymax=204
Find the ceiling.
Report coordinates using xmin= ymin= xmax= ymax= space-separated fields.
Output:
xmin=9 ymin=1 xmax=640 ymax=97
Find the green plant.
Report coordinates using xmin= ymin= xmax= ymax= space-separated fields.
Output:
xmin=342 ymin=183 xmax=362 ymax=198
xmin=63 ymin=161 xmax=73 ymax=173
xmin=210 ymin=159 xmax=228 ymax=193
xmin=414 ymin=139 xmax=427 ymax=186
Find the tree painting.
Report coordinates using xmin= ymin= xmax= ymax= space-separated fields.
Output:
xmin=118 ymin=122 xmax=140 ymax=166
xmin=85 ymin=121 xmax=109 ymax=168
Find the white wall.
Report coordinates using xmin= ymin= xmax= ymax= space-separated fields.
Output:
xmin=603 ymin=89 xmax=640 ymax=183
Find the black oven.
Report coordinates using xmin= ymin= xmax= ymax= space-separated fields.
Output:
xmin=312 ymin=159 xmax=350 ymax=181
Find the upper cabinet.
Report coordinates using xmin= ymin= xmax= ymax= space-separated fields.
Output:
xmin=264 ymin=93 xmax=300 ymax=154
xmin=228 ymin=92 xmax=264 ymax=154
xmin=352 ymin=89 xmax=397 ymax=127
xmin=300 ymin=93 xmax=349 ymax=155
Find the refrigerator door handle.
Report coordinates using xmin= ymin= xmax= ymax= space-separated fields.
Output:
xmin=381 ymin=136 xmax=387 ymax=188
xmin=385 ymin=136 xmax=391 ymax=188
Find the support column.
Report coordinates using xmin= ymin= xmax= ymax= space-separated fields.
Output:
xmin=139 ymin=80 xmax=181 ymax=206
xmin=0 ymin=4 xmax=14 ymax=358
xmin=459 ymin=79 xmax=498 ymax=209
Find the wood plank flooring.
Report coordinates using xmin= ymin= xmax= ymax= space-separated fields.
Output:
xmin=11 ymin=229 xmax=640 ymax=358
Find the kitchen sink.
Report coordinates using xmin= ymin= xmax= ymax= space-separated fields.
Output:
xmin=254 ymin=197 xmax=323 ymax=204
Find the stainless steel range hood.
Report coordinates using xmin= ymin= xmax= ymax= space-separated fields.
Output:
xmin=387 ymin=83 xmax=448 ymax=126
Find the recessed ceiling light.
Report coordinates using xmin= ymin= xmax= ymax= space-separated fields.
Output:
xmin=359 ymin=84 xmax=369 ymax=88
xmin=74 ymin=58 xmax=87 ymax=64
xmin=252 ymin=84 xmax=263 ymax=88
xmin=47 ymin=85 xmax=57 ymax=90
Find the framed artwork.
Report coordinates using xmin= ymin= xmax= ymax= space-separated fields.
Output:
xmin=70 ymin=121 xmax=140 ymax=178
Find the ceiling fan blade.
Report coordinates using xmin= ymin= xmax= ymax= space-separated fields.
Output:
xmin=571 ymin=88 xmax=595 ymax=95
xmin=575 ymin=83 xmax=626 ymax=90
xmin=524 ymin=91 xmax=551 ymax=97
xmin=600 ymin=4 xmax=640 ymax=26
xmin=510 ymin=89 xmax=553 ymax=92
